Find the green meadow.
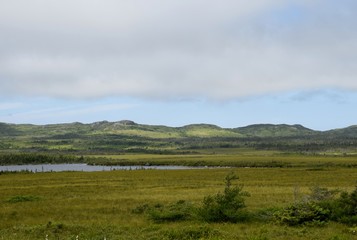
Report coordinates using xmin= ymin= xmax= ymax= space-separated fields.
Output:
xmin=1 ymin=165 xmax=357 ymax=239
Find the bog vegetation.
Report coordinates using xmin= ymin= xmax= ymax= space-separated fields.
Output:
xmin=1 ymin=168 xmax=357 ymax=239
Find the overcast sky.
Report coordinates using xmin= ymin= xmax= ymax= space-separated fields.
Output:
xmin=1 ymin=0 xmax=357 ymax=130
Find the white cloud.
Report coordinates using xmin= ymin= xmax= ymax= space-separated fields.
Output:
xmin=0 ymin=102 xmax=138 ymax=123
xmin=0 ymin=0 xmax=356 ymax=100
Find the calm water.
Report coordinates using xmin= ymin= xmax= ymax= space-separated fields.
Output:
xmin=0 ymin=164 xmax=202 ymax=172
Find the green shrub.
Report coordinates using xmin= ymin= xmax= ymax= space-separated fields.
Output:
xmin=198 ymin=172 xmax=250 ymax=223
xmin=274 ymin=184 xmax=357 ymax=226
xmin=274 ymin=186 xmax=337 ymax=226
xmin=328 ymin=185 xmax=357 ymax=225
xmin=275 ymin=201 xmax=330 ymax=226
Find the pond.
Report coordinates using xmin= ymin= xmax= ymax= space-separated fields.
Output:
xmin=0 ymin=164 xmax=204 ymax=172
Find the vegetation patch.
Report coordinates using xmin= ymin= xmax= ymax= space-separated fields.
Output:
xmin=133 ymin=200 xmax=196 ymax=222
xmin=162 ymin=225 xmax=220 ymax=240
xmin=0 ymin=153 xmax=82 ymax=165
xmin=6 ymin=195 xmax=41 ymax=203
xmin=274 ymin=201 xmax=330 ymax=226
xmin=134 ymin=172 xmax=252 ymax=224
xmin=198 ymin=172 xmax=251 ymax=223
xmin=275 ymin=185 xmax=357 ymax=226
xmin=1 ymin=168 xmax=357 ymax=239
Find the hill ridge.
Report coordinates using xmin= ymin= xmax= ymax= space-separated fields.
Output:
xmin=1 ymin=120 xmax=356 ymax=134
xmin=1 ymin=120 xmax=357 ymax=153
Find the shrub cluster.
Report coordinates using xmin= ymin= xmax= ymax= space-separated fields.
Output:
xmin=327 ymin=186 xmax=357 ymax=224
xmin=275 ymin=201 xmax=330 ymax=226
xmin=275 ymin=185 xmax=357 ymax=226
xmin=134 ymin=174 xmax=357 ymax=227
xmin=133 ymin=172 xmax=250 ymax=223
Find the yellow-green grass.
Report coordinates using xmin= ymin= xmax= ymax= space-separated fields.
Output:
xmin=1 ymin=168 xmax=356 ymax=239
xmin=88 ymin=152 xmax=357 ymax=168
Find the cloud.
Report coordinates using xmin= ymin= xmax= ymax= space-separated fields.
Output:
xmin=0 ymin=102 xmax=138 ymax=123
xmin=0 ymin=0 xmax=357 ymax=100
xmin=289 ymin=89 xmax=350 ymax=104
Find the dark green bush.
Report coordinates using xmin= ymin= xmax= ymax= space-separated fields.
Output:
xmin=327 ymin=185 xmax=357 ymax=225
xmin=275 ymin=184 xmax=357 ymax=226
xmin=275 ymin=201 xmax=330 ymax=226
xmin=198 ymin=172 xmax=250 ymax=223
xmin=274 ymin=186 xmax=337 ymax=226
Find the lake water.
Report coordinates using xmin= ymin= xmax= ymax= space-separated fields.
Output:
xmin=0 ymin=164 xmax=202 ymax=172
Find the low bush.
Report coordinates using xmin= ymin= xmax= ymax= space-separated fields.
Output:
xmin=327 ymin=185 xmax=357 ymax=225
xmin=275 ymin=201 xmax=330 ymax=226
xmin=275 ymin=184 xmax=357 ymax=226
xmin=198 ymin=172 xmax=250 ymax=223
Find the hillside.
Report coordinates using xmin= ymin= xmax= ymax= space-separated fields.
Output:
xmin=234 ymin=124 xmax=316 ymax=137
xmin=0 ymin=120 xmax=356 ymax=153
xmin=0 ymin=121 xmax=319 ymax=138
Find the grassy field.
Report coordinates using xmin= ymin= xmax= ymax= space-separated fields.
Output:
xmin=1 ymin=167 xmax=357 ymax=239
xmin=87 ymin=150 xmax=357 ymax=169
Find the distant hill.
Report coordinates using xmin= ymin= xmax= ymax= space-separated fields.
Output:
xmin=234 ymin=124 xmax=317 ymax=137
xmin=0 ymin=121 xmax=322 ymax=138
xmin=0 ymin=120 xmax=356 ymax=153
xmin=324 ymin=125 xmax=357 ymax=138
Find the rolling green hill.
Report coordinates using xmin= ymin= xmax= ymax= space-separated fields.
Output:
xmin=234 ymin=124 xmax=316 ymax=137
xmin=0 ymin=120 xmax=356 ymax=153
xmin=324 ymin=125 xmax=357 ymax=138
xmin=0 ymin=121 xmax=319 ymax=138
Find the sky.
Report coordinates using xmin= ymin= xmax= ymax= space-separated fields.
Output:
xmin=0 ymin=0 xmax=357 ymax=130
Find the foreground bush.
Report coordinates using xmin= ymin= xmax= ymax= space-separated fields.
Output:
xmin=275 ymin=185 xmax=357 ymax=226
xmin=275 ymin=201 xmax=330 ymax=226
xmin=326 ymin=184 xmax=357 ymax=225
xmin=198 ymin=172 xmax=250 ymax=223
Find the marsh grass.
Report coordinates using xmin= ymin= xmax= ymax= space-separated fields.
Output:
xmin=0 ymin=168 xmax=357 ymax=239
xmin=86 ymin=151 xmax=357 ymax=169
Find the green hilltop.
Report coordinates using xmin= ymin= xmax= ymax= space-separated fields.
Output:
xmin=234 ymin=124 xmax=316 ymax=137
